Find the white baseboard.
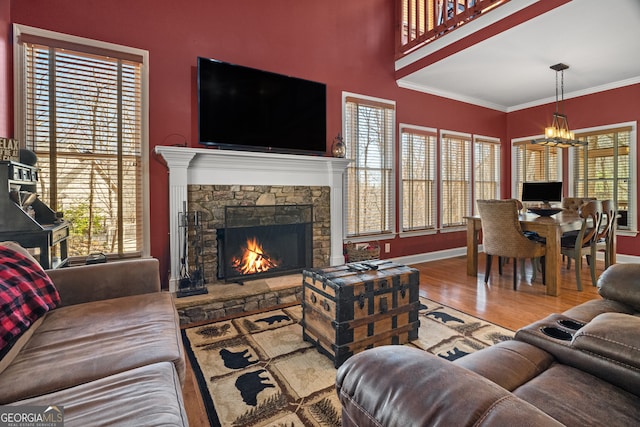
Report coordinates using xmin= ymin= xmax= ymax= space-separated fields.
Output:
xmin=390 ymin=246 xmax=640 ymax=266
xmin=389 ymin=247 xmax=467 ymax=266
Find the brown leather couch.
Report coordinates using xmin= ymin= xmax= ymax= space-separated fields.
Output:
xmin=0 ymin=244 xmax=188 ymax=426
xmin=336 ymin=263 xmax=640 ymax=426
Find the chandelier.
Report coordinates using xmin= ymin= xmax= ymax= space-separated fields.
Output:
xmin=531 ymin=63 xmax=586 ymax=148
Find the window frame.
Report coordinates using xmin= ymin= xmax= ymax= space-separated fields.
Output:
xmin=342 ymin=92 xmax=396 ymax=243
xmin=472 ymin=134 xmax=501 ymax=215
xmin=569 ymin=121 xmax=637 ymax=235
xmin=439 ymin=129 xmax=472 ymax=231
xmin=13 ymin=24 xmax=150 ymax=259
xmin=511 ymin=136 xmax=563 ymax=202
xmin=399 ymin=124 xmax=438 ymax=237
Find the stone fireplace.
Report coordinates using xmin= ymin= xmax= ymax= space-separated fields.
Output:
xmin=195 ymin=189 xmax=325 ymax=284
xmin=154 ymin=146 xmax=350 ymax=293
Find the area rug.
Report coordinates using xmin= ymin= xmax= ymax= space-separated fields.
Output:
xmin=182 ymin=297 xmax=513 ymax=427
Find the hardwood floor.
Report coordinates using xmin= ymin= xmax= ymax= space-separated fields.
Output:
xmin=181 ymin=254 xmax=604 ymax=425
xmin=415 ymin=254 xmax=601 ymax=331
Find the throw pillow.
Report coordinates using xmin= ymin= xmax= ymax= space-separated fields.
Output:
xmin=0 ymin=243 xmax=61 ymax=353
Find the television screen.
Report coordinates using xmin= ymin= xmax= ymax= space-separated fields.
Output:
xmin=198 ymin=57 xmax=327 ymax=155
xmin=521 ymin=182 xmax=563 ymax=204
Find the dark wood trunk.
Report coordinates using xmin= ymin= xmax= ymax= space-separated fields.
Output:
xmin=301 ymin=260 xmax=420 ymax=367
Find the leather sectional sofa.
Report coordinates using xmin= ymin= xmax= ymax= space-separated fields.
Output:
xmin=0 ymin=242 xmax=188 ymax=426
xmin=336 ymin=263 xmax=640 ymax=426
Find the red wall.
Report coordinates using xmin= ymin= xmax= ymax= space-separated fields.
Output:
xmin=4 ymin=1 xmax=637 ymax=285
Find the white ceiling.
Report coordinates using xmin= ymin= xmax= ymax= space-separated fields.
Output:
xmin=395 ymin=0 xmax=640 ymax=112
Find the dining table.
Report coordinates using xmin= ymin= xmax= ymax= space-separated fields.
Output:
xmin=464 ymin=211 xmax=617 ymax=296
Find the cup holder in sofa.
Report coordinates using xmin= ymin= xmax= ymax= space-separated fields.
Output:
xmin=540 ymin=327 xmax=573 ymax=341
xmin=557 ymin=319 xmax=585 ymax=330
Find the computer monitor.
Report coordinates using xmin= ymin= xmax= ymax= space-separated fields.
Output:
xmin=521 ymin=182 xmax=563 ymax=207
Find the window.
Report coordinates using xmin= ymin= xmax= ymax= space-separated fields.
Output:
xmin=343 ymin=93 xmax=395 ymax=238
xmin=572 ymin=123 xmax=636 ymax=231
xmin=473 ymin=136 xmax=501 ymax=208
xmin=440 ymin=131 xmax=471 ymax=229
xmin=512 ymin=140 xmax=561 ymax=200
xmin=14 ymin=25 xmax=149 ymax=258
xmin=400 ymin=125 xmax=437 ymax=233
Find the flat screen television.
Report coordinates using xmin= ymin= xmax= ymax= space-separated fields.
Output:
xmin=521 ymin=182 xmax=563 ymax=206
xmin=197 ymin=57 xmax=327 ymax=155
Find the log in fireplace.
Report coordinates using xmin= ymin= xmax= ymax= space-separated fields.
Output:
xmin=217 ymin=205 xmax=313 ymax=283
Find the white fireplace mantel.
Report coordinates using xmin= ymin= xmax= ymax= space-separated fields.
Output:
xmin=155 ymin=145 xmax=351 ymax=292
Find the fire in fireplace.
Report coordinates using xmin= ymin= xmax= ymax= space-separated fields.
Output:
xmin=231 ymin=236 xmax=279 ymax=275
xmin=217 ymin=205 xmax=313 ymax=283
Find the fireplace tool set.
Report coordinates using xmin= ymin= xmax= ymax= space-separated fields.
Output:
xmin=177 ymin=203 xmax=207 ymax=297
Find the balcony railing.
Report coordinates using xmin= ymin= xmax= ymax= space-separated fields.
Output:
xmin=397 ymin=0 xmax=510 ymax=58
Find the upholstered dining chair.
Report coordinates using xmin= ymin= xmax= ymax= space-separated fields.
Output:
xmin=561 ymin=200 xmax=602 ymax=291
xmin=509 ymin=199 xmax=543 ymax=281
xmin=593 ymin=199 xmax=616 ymax=270
xmin=477 ymin=199 xmax=546 ymax=290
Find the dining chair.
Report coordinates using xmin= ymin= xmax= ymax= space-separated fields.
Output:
xmin=560 ymin=200 xmax=602 ymax=291
xmin=477 ymin=199 xmax=546 ymax=290
xmin=593 ymin=199 xmax=616 ymax=269
xmin=562 ymin=197 xmax=597 ymax=213
xmin=514 ymin=199 xmax=544 ymax=281
xmin=560 ymin=197 xmax=597 ymax=264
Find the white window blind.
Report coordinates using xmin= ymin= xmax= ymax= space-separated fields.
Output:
xmin=473 ymin=136 xmax=500 ymax=211
xmin=512 ymin=142 xmax=560 ymax=200
xmin=440 ymin=131 xmax=471 ymax=228
xmin=344 ymin=94 xmax=395 ymax=238
xmin=573 ymin=125 xmax=633 ymax=230
xmin=18 ymin=29 xmax=145 ymax=258
xmin=400 ymin=126 xmax=437 ymax=232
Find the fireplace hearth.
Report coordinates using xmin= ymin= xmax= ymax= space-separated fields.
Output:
xmin=217 ymin=205 xmax=313 ymax=283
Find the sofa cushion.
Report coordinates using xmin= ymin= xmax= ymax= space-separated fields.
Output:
xmin=455 ymin=340 xmax=554 ymax=392
xmin=8 ymin=362 xmax=188 ymax=427
xmin=0 ymin=243 xmax=60 ymax=353
xmin=0 ymin=292 xmax=185 ymax=403
xmin=513 ymin=363 xmax=640 ymax=425
xmin=572 ymin=312 xmax=640 ymax=372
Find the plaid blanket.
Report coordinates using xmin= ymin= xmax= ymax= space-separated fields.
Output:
xmin=0 ymin=245 xmax=60 ymax=352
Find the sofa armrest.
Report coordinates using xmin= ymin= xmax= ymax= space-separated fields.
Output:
xmin=46 ymin=258 xmax=161 ymax=307
xmin=516 ymin=312 xmax=640 ymax=397
xmin=336 ymin=346 xmax=563 ymax=427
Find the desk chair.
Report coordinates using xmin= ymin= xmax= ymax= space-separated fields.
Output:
xmin=561 ymin=200 xmax=602 ymax=291
xmin=477 ymin=199 xmax=546 ymax=290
